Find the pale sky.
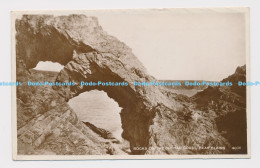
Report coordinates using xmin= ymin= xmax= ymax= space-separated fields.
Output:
xmin=34 ymin=61 xmax=64 ymax=72
xmin=34 ymin=9 xmax=247 ymax=81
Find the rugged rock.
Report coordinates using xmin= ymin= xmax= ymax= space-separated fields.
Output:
xmin=17 ymin=70 xmax=122 ymax=155
xmin=192 ymin=65 xmax=247 ymax=153
xmin=15 ymin=14 xmax=245 ymax=155
xmin=83 ymin=122 xmax=117 ymax=140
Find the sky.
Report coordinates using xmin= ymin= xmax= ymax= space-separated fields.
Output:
xmin=34 ymin=9 xmax=247 ymax=81
xmin=35 ymin=61 xmax=64 ymax=72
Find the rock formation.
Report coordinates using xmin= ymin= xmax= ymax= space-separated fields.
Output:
xmin=15 ymin=15 xmax=247 ymax=155
xmin=192 ymin=65 xmax=247 ymax=153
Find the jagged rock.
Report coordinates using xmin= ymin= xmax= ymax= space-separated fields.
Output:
xmin=192 ymin=65 xmax=247 ymax=154
xmin=83 ymin=122 xmax=117 ymax=140
xmin=15 ymin=14 xmax=243 ymax=155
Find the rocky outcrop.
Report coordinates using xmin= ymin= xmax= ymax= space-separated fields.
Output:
xmin=17 ymin=70 xmax=119 ymax=155
xmin=15 ymin=15 xmax=245 ymax=155
xmin=83 ymin=122 xmax=117 ymax=140
xmin=192 ymin=65 xmax=247 ymax=154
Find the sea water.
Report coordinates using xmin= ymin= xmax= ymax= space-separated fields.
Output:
xmin=68 ymin=90 xmax=123 ymax=140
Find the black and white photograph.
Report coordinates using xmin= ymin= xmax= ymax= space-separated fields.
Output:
xmin=11 ymin=8 xmax=250 ymax=160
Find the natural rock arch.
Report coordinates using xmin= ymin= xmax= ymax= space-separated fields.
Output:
xmin=15 ymin=14 xmax=231 ymax=155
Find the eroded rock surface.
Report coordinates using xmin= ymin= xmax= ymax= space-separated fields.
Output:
xmin=192 ymin=65 xmax=247 ymax=153
xmin=16 ymin=15 xmax=247 ymax=155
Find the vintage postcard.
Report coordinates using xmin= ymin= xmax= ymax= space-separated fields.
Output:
xmin=11 ymin=8 xmax=250 ymax=160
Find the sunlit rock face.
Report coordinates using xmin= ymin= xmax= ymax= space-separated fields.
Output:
xmin=16 ymin=14 xmax=246 ymax=155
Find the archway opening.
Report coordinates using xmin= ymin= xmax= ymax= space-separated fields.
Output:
xmin=68 ymin=90 xmax=123 ymax=140
xmin=33 ymin=61 xmax=64 ymax=72
xmin=68 ymin=90 xmax=131 ymax=154
xmin=29 ymin=60 xmax=132 ymax=154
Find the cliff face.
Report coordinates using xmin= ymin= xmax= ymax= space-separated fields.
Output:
xmin=192 ymin=65 xmax=247 ymax=153
xmin=15 ymin=15 xmax=245 ymax=155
